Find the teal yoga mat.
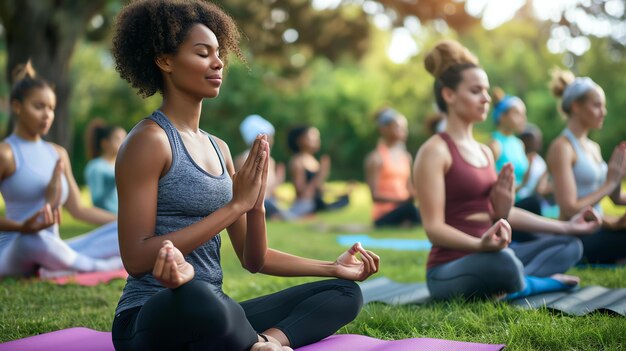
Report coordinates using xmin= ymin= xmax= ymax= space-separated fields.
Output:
xmin=337 ymin=234 xmax=431 ymax=251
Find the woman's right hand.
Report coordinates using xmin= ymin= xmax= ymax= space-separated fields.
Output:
xmin=479 ymin=219 xmax=511 ymax=252
xmin=232 ymin=136 xmax=268 ymax=212
xmin=607 ymin=142 xmax=626 ymax=185
xmin=20 ymin=203 xmax=58 ymax=234
xmin=490 ymin=163 xmax=515 ymax=221
xmin=153 ymin=240 xmax=195 ymax=289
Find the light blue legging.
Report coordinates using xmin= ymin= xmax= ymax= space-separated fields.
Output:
xmin=0 ymin=221 xmax=121 ymax=277
xmin=427 ymin=235 xmax=583 ymax=300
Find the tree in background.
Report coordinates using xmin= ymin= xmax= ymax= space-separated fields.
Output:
xmin=0 ymin=0 xmax=109 ymax=148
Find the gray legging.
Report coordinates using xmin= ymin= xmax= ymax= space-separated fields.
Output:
xmin=427 ymin=235 xmax=583 ymax=300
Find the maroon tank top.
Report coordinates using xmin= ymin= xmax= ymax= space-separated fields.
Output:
xmin=426 ymin=132 xmax=497 ymax=269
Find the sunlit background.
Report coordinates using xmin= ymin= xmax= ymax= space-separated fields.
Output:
xmin=0 ymin=0 xmax=625 ymax=181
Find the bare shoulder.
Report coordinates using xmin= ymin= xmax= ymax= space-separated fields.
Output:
xmin=417 ymin=134 xmax=450 ymax=159
xmin=0 ymin=142 xmax=15 ymax=178
xmin=123 ymin=119 xmax=169 ymax=152
xmin=117 ymin=119 xmax=170 ymax=173
xmin=548 ymin=135 xmax=574 ymax=158
xmin=364 ymin=149 xmax=381 ymax=167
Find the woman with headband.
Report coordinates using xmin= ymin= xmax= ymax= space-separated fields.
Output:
xmin=547 ymin=69 xmax=626 ymax=264
xmin=414 ymin=40 xmax=601 ymax=300
xmin=488 ymin=88 xmax=542 ymax=216
xmin=364 ymin=107 xmax=421 ymax=228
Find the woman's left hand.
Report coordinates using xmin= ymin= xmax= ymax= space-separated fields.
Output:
xmin=334 ymin=243 xmax=380 ymax=281
xmin=567 ymin=206 xmax=602 ymax=235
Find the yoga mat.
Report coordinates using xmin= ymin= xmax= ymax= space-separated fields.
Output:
xmin=295 ymin=334 xmax=505 ymax=351
xmin=359 ymin=277 xmax=431 ymax=305
xmin=0 ymin=328 xmax=505 ymax=351
xmin=337 ymin=234 xmax=431 ymax=251
xmin=361 ymin=277 xmax=626 ymax=316
xmin=511 ymin=286 xmax=626 ymax=316
xmin=42 ymin=269 xmax=128 ymax=286
xmin=0 ymin=327 xmax=112 ymax=351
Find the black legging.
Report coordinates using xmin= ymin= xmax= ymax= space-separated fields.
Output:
xmin=374 ymin=201 xmax=421 ymax=228
xmin=579 ymin=227 xmax=626 ymax=264
xmin=112 ymin=279 xmax=362 ymax=351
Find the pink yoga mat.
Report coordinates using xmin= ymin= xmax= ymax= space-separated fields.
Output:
xmin=0 ymin=328 xmax=505 ymax=351
xmin=42 ymin=269 xmax=128 ymax=286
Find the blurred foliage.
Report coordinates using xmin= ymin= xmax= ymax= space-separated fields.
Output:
xmin=0 ymin=0 xmax=625 ymax=184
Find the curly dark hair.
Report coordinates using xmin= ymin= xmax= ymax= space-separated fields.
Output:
xmin=111 ymin=0 xmax=243 ymax=98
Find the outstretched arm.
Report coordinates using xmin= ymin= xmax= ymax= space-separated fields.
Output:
xmin=548 ymin=139 xmax=626 ymax=219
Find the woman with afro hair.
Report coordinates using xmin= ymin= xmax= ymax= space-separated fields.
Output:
xmin=110 ymin=1 xmax=379 ymax=350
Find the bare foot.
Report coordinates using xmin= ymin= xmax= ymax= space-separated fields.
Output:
xmin=250 ymin=342 xmax=293 ymax=351
xmin=550 ymin=273 xmax=580 ymax=286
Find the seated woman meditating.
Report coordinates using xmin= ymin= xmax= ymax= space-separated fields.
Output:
xmin=488 ymin=88 xmax=542 ymax=215
xmin=0 ymin=62 xmax=121 ymax=278
xmin=364 ymin=107 xmax=421 ymax=228
xmin=285 ymin=125 xmax=353 ymax=219
xmin=84 ymin=119 xmax=127 ymax=214
xmin=414 ymin=40 xmax=601 ymax=300
xmin=110 ymin=1 xmax=379 ymax=350
xmin=547 ymin=69 xmax=626 ymax=264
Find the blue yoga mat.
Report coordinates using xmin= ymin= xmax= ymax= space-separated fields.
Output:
xmin=337 ymin=234 xmax=431 ymax=251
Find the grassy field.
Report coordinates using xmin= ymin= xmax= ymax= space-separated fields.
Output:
xmin=1 ymin=184 xmax=625 ymax=350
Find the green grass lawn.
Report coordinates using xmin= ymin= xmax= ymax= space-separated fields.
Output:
xmin=1 ymin=184 xmax=625 ymax=350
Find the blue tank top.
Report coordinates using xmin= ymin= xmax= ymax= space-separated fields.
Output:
xmin=562 ymin=128 xmax=607 ymax=212
xmin=492 ymin=131 xmax=528 ymax=187
xmin=116 ymin=111 xmax=233 ymax=314
xmin=84 ymin=157 xmax=118 ymax=213
xmin=0 ymin=134 xmax=69 ymax=249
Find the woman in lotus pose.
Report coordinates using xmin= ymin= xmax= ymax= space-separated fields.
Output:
xmin=364 ymin=107 xmax=420 ymax=228
xmin=0 ymin=62 xmax=120 ymax=278
xmin=547 ymin=69 xmax=626 ymax=264
xmin=414 ymin=40 xmax=601 ymax=300
xmin=84 ymin=119 xmax=127 ymax=213
xmin=111 ymin=1 xmax=379 ymax=350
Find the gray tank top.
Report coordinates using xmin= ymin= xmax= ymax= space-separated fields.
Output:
xmin=116 ymin=110 xmax=233 ymax=314
xmin=562 ymin=128 xmax=607 ymax=212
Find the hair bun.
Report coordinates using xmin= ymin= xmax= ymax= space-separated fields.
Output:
xmin=12 ymin=60 xmax=37 ymax=82
xmin=492 ymin=87 xmax=506 ymax=105
xmin=424 ymin=40 xmax=478 ymax=79
xmin=550 ymin=68 xmax=575 ymax=98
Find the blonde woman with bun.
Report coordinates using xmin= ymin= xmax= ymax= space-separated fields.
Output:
xmin=0 ymin=62 xmax=121 ymax=278
xmin=547 ymin=69 xmax=626 ymax=264
xmin=414 ymin=40 xmax=601 ymax=300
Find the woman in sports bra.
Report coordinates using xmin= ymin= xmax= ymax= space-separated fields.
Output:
xmin=110 ymin=2 xmax=379 ymax=350
xmin=0 ymin=62 xmax=121 ymax=278
xmin=364 ymin=107 xmax=420 ymax=228
xmin=413 ymin=40 xmax=601 ymax=300
xmin=546 ymin=69 xmax=626 ymax=264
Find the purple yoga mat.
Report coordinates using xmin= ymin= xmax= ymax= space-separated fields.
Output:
xmin=295 ymin=334 xmax=505 ymax=351
xmin=0 ymin=327 xmax=112 ymax=351
xmin=0 ymin=328 xmax=505 ymax=351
